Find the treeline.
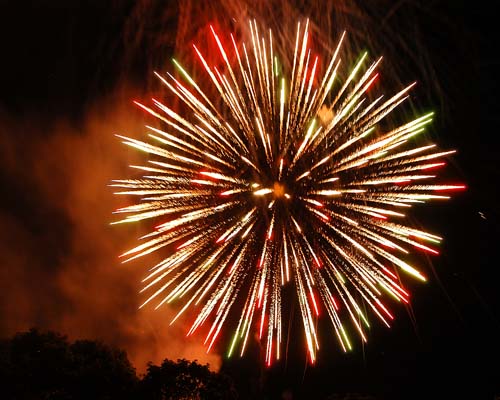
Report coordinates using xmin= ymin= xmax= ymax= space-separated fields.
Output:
xmin=0 ymin=329 xmax=237 ymax=400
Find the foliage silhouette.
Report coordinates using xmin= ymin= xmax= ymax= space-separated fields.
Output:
xmin=139 ymin=358 xmax=237 ymax=399
xmin=0 ymin=329 xmax=237 ymax=400
xmin=0 ymin=328 xmax=137 ymax=399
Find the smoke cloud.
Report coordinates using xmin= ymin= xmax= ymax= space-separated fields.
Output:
xmin=0 ymin=90 xmax=221 ymax=373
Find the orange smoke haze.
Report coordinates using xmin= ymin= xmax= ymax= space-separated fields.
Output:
xmin=0 ymin=88 xmax=221 ymax=373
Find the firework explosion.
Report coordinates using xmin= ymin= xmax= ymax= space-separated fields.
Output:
xmin=112 ymin=20 xmax=463 ymax=365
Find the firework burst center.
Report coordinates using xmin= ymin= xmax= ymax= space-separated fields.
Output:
xmin=273 ymin=182 xmax=286 ymax=199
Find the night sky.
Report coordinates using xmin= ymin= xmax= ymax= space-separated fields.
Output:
xmin=0 ymin=1 xmax=497 ymax=399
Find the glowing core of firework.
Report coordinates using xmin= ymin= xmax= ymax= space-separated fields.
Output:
xmin=273 ymin=182 xmax=286 ymax=198
xmin=112 ymin=20 xmax=463 ymax=366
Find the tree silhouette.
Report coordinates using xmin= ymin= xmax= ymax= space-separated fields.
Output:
xmin=0 ymin=329 xmax=238 ymax=399
xmin=0 ymin=328 xmax=137 ymax=400
xmin=139 ymin=358 xmax=237 ymax=400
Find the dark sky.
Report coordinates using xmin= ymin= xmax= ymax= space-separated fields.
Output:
xmin=0 ymin=1 xmax=497 ymax=399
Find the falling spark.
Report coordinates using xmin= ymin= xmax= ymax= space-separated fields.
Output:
xmin=113 ymin=20 xmax=463 ymax=365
